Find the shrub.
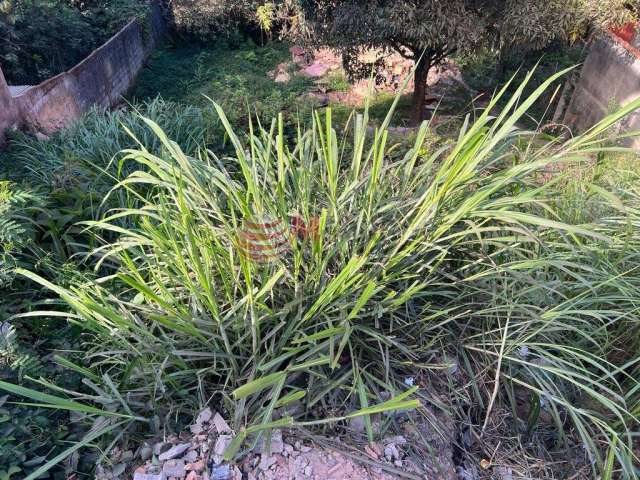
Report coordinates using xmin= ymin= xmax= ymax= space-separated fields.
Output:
xmin=3 ymin=98 xmax=219 ymax=186
xmin=0 ymin=0 xmax=149 ymax=85
xmin=169 ymin=0 xmax=262 ymax=38
xmin=3 ymin=70 xmax=640 ymax=478
xmin=325 ymin=71 xmax=349 ymax=92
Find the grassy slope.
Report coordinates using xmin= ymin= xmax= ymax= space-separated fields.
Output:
xmin=130 ymin=39 xmax=420 ymax=127
xmin=130 ymin=40 xmax=314 ymax=123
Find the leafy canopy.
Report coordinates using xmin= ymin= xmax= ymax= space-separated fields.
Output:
xmin=291 ymin=0 xmax=636 ymax=119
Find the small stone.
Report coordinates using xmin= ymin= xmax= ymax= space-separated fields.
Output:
xmin=210 ymin=464 xmax=231 ymax=480
xmin=348 ymin=416 xmax=366 ymax=432
xmin=386 ymin=435 xmax=407 ymax=446
xmin=214 ymin=435 xmax=233 ymax=457
xmin=186 ymin=461 xmax=205 ymax=473
xmin=196 ymin=407 xmax=213 ymax=425
xmin=190 ymin=423 xmax=204 ymax=435
xmin=159 ymin=444 xmax=191 ymax=462
xmin=112 ymin=463 xmax=127 ymax=476
xmin=299 ymin=445 xmax=312 ymax=453
xmin=154 ymin=442 xmax=167 ymax=456
xmin=304 ymin=465 xmax=313 ymax=476
xmin=384 ymin=443 xmax=400 ymax=461
xmin=212 ymin=413 xmax=232 ymax=434
xmin=140 ymin=446 xmax=153 ymax=461
xmin=163 ymin=460 xmax=186 ymax=478
xmin=184 ymin=450 xmax=199 ymax=463
xmin=256 ymin=430 xmax=284 ymax=454
xmin=134 ymin=473 xmax=166 ymax=480
xmin=259 ymin=455 xmax=277 ymax=471
xmin=185 ymin=472 xmax=198 ymax=480
xmin=275 ymin=71 xmax=291 ymax=83
xmin=303 ymin=62 xmax=329 ymax=77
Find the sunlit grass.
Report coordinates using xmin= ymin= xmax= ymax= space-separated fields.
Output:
xmin=2 ymin=68 xmax=640 ymax=479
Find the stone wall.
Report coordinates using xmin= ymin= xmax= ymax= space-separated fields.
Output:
xmin=0 ymin=1 xmax=167 ymax=140
xmin=563 ymin=30 xmax=640 ymax=149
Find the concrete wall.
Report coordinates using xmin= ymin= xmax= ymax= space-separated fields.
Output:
xmin=563 ymin=31 xmax=640 ymax=149
xmin=0 ymin=2 xmax=167 ymax=138
xmin=0 ymin=68 xmax=21 ymax=146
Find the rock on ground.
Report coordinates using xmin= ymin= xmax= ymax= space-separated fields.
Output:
xmin=115 ymin=406 xmax=461 ymax=480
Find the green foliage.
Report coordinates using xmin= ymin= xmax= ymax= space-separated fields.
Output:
xmin=493 ymin=0 xmax=634 ymax=51
xmin=0 ymin=0 xmax=149 ymax=84
xmin=294 ymin=0 xmax=636 ymax=120
xmin=456 ymin=42 xmax=588 ymax=125
xmin=0 ymin=98 xmax=228 ymax=479
xmin=324 ymin=71 xmax=349 ymax=92
xmin=256 ymin=2 xmax=276 ymax=32
xmin=169 ymin=0 xmax=261 ymax=38
xmin=0 ymin=182 xmax=40 ymax=288
xmin=0 ymin=317 xmax=85 ymax=479
xmin=130 ymin=41 xmax=314 ymax=126
xmin=2 ymin=70 xmax=640 ymax=478
xmin=3 ymin=98 xmax=218 ymax=184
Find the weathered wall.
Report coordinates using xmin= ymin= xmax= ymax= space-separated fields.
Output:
xmin=0 ymin=68 xmax=21 ymax=145
xmin=0 ymin=2 xmax=167 ymax=137
xmin=563 ymin=32 xmax=640 ymax=149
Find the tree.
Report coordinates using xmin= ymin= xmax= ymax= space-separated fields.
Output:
xmin=483 ymin=0 xmax=634 ymax=78
xmin=294 ymin=0 xmax=636 ymax=122
xmin=297 ymin=1 xmax=485 ymax=121
xmin=0 ymin=0 xmax=149 ymax=84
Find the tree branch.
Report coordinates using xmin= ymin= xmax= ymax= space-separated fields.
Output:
xmin=390 ymin=40 xmax=415 ymax=59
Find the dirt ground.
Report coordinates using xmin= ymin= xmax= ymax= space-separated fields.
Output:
xmin=99 ymin=403 xmax=461 ymax=480
xmin=268 ymin=46 xmax=474 ymax=118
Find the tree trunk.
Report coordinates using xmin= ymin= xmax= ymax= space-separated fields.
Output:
xmin=412 ymin=56 xmax=431 ymax=124
xmin=494 ymin=48 xmax=506 ymax=83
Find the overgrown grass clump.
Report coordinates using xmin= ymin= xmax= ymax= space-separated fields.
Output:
xmin=2 ymin=98 xmax=219 ymax=184
xmin=1 ymin=70 xmax=640 ymax=479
